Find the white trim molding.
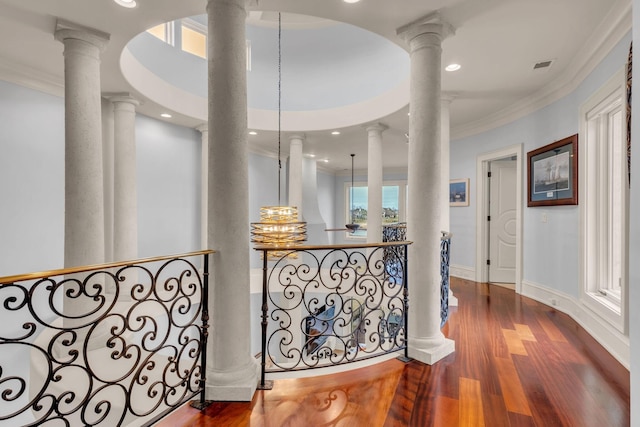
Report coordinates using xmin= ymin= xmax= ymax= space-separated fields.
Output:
xmin=450 ymin=264 xmax=475 ymax=281
xmin=452 ymin=0 xmax=631 ymax=140
xmin=578 ymin=67 xmax=628 ymax=335
xmin=0 ymin=58 xmax=64 ymax=98
xmin=475 ymin=144 xmax=523 ymax=292
xmin=521 ymin=280 xmax=630 ymax=369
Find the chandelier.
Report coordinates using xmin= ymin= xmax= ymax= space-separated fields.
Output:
xmin=250 ymin=13 xmax=307 ymax=258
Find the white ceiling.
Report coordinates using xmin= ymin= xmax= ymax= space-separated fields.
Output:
xmin=0 ymin=0 xmax=631 ymax=172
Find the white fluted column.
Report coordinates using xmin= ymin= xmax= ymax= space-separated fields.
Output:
xmin=206 ymin=0 xmax=257 ymax=401
xmin=102 ymin=98 xmax=115 ymax=263
xmin=366 ymin=123 xmax=387 ymax=243
xmin=55 ymin=23 xmax=109 ymax=330
xmin=398 ymin=17 xmax=455 ymax=364
xmin=111 ymin=95 xmax=139 ymax=262
xmin=288 ymin=134 xmax=304 ymax=218
xmin=197 ymin=124 xmax=208 ymax=250
xmin=441 ymin=94 xmax=458 ymax=307
xmin=55 ymin=23 xmax=109 ymax=269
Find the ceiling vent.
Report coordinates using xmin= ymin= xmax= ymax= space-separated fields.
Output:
xmin=533 ymin=59 xmax=554 ymax=70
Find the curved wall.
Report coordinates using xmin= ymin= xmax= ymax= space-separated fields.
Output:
xmin=450 ymin=31 xmax=631 ymax=298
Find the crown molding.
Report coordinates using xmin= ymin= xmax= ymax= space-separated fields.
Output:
xmin=248 ymin=146 xmax=279 ymax=160
xmin=335 ymin=166 xmax=408 ymax=177
xmin=0 ymin=58 xmax=64 ymax=97
xmin=316 ymin=163 xmax=334 ymax=174
xmin=451 ymin=0 xmax=631 ymax=141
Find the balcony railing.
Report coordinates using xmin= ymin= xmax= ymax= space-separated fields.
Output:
xmin=254 ymin=241 xmax=412 ymax=389
xmin=382 ymin=224 xmax=452 ymax=328
xmin=0 ymin=250 xmax=213 ymax=427
xmin=440 ymin=232 xmax=452 ymax=327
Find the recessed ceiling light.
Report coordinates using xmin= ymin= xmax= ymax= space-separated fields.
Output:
xmin=343 ymin=0 xmax=361 ymax=3
xmin=445 ymin=63 xmax=461 ymax=72
xmin=114 ymin=0 xmax=137 ymax=8
xmin=331 ymin=131 xmax=340 ymax=135
xmin=323 ymin=159 xmax=329 ymax=163
xmin=307 ymin=154 xmax=316 ymax=158
xmin=249 ymin=131 xmax=258 ymax=135
xmin=160 ymin=113 xmax=172 ymax=118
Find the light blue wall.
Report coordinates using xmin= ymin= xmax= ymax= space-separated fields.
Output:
xmin=136 ymin=115 xmax=201 ymax=257
xmin=450 ymin=31 xmax=632 ymax=298
xmin=317 ymin=170 xmax=336 ymax=242
xmin=248 ymin=152 xmax=281 ymax=268
xmin=0 ymin=81 xmax=64 ymax=277
xmin=0 ymin=82 xmax=204 ymax=275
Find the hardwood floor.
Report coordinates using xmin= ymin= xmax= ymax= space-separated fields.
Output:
xmin=156 ymin=278 xmax=630 ymax=426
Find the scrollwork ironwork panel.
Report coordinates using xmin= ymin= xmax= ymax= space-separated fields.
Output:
xmin=382 ymin=223 xmax=407 ymax=244
xmin=440 ymin=234 xmax=451 ymax=327
xmin=260 ymin=244 xmax=409 ymax=374
xmin=0 ymin=252 xmax=210 ymax=427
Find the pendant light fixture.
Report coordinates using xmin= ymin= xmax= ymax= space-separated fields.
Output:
xmin=345 ymin=153 xmax=360 ymax=233
xmin=251 ymin=13 xmax=307 ymax=258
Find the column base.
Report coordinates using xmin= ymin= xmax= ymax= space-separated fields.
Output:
xmin=205 ymin=359 xmax=259 ymax=402
xmin=449 ymin=289 xmax=458 ymax=307
xmin=408 ymin=337 xmax=455 ymax=365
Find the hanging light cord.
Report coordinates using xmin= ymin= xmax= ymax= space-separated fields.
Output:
xmin=277 ymin=13 xmax=282 ymax=206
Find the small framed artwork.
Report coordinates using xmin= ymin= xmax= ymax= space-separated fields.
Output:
xmin=450 ymin=178 xmax=469 ymax=207
xmin=527 ymin=134 xmax=578 ymax=207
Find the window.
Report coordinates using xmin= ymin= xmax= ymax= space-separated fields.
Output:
xmin=181 ymin=19 xmax=207 ymax=59
xmin=580 ymin=68 xmax=628 ymax=332
xmin=146 ymin=22 xmax=175 ymax=46
xmin=345 ymin=182 xmax=406 ymax=238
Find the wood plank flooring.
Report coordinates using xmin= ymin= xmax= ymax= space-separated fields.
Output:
xmin=156 ymin=278 xmax=630 ymax=426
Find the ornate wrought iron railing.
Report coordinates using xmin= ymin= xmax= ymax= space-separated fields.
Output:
xmin=382 ymin=222 xmax=407 ymax=244
xmin=0 ymin=250 xmax=213 ymax=427
xmin=254 ymin=241 xmax=412 ymax=389
xmin=383 ymin=224 xmax=452 ymax=328
xmin=440 ymin=232 xmax=452 ymax=327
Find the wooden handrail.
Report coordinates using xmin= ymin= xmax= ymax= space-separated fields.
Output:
xmin=0 ymin=249 xmax=215 ymax=285
xmin=441 ymin=231 xmax=453 ymax=240
xmin=254 ymin=241 xmax=413 ymax=252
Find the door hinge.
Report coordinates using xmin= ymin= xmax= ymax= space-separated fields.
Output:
xmin=487 ymin=215 xmax=491 ymax=221
xmin=488 ymin=171 xmax=492 ymax=178
xmin=486 ymin=259 xmax=491 ymax=266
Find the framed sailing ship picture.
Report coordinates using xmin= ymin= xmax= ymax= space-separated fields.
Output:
xmin=527 ymin=134 xmax=578 ymax=207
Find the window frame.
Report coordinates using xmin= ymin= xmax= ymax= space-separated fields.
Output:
xmin=344 ymin=180 xmax=407 ymax=240
xmin=579 ymin=67 xmax=628 ymax=333
xmin=180 ymin=18 xmax=207 ymax=59
xmin=146 ymin=21 xmax=175 ymax=46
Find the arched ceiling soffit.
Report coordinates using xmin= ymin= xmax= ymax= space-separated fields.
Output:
xmin=121 ymin=11 xmax=410 ymax=131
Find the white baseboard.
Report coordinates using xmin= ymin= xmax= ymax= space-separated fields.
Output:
xmin=521 ymin=280 xmax=630 ymax=370
xmin=450 ymin=264 xmax=475 ymax=281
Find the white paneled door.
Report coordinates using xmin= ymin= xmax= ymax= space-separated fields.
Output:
xmin=488 ymin=159 xmax=517 ymax=283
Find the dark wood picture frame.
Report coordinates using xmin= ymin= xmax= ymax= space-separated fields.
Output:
xmin=527 ymin=134 xmax=578 ymax=207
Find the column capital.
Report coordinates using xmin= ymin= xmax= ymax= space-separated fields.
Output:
xmin=106 ymin=93 xmax=140 ymax=108
xmin=196 ymin=123 xmax=208 ymax=134
xmin=441 ymin=93 xmax=457 ymax=104
xmin=396 ymin=12 xmax=455 ymax=47
xmin=288 ymin=133 xmax=306 ymax=143
xmin=364 ymin=122 xmax=389 ymax=134
xmin=206 ymin=0 xmax=248 ymax=16
xmin=55 ymin=19 xmax=110 ymax=52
